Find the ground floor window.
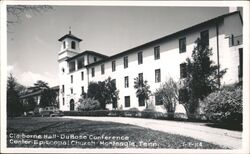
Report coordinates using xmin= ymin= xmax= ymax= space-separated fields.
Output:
xmin=125 ymin=96 xmax=130 ymax=107
xmin=70 ymin=99 xmax=74 ymax=111
xmin=138 ymin=96 xmax=145 ymax=106
xmin=179 ymin=88 xmax=188 ymax=104
xmin=155 ymin=94 xmax=163 ymax=105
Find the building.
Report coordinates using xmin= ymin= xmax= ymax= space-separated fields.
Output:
xmin=20 ymin=86 xmax=60 ymax=111
xmin=58 ymin=11 xmax=243 ymax=112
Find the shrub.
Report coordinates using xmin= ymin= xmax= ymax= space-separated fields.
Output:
xmin=204 ymin=84 xmax=242 ymax=124
xmin=77 ymin=98 xmax=101 ymax=111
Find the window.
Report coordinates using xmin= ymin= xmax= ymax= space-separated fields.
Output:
xmin=71 ymin=41 xmax=76 ymax=49
xmin=179 ymin=37 xmax=186 ymax=53
xmin=200 ymin=30 xmax=209 ymax=46
xmin=179 ymin=88 xmax=188 ymax=104
xmin=155 ymin=69 xmax=161 ymax=83
xmin=138 ymin=73 xmax=143 ymax=85
xmin=70 ymin=88 xmax=73 ymax=94
xmin=62 ymin=85 xmax=65 ymax=93
xmin=63 ymin=41 xmax=66 ymax=49
xmin=94 ymin=56 xmax=97 ymax=62
xmin=81 ymin=86 xmax=84 ymax=94
xmin=101 ymin=64 xmax=105 ymax=75
xmin=138 ymin=52 xmax=143 ymax=64
xmin=77 ymin=57 xmax=85 ymax=69
xmin=63 ymin=97 xmax=65 ymax=106
xmin=81 ymin=71 xmax=84 ymax=80
xmin=124 ymin=56 xmax=128 ymax=68
xmin=155 ymin=94 xmax=163 ymax=105
xmin=124 ymin=76 xmax=129 ymax=88
xmin=69 ymin=61 xmax=75 ymax=72
xmin=62 ymin=68 xmax=65 ymax=73
xmin=125 ymin=96 xmax=130 ymax=107
xmin=154 ymin=46 xmax=160 ymax=60
xmin=91 ymin=67 xmax=95 ymax=77
xmin=71 ymin=75 xmax=73 ymax=83
xmin=138 ymin=96 xmax=145 ymax=106
xmin=180 ymin=63 xmax=187 ymax=78
xmin=112 ymin=60 xmax=116 ymax=72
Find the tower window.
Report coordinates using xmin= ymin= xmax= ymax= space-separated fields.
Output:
xmin=71 ymin=75 xmax=73 ymax=83
xmin=63 ymin=41 xmax=66 ymax=49
xmin=71 ymin=41 xmax=76 ymax=49
xmin=81 ymin=71 xmax=84 ymax=80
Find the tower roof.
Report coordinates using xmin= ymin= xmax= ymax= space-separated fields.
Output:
xmin=58 ymin=31 xmax=82 ymax=42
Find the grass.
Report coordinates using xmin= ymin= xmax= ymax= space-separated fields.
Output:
xmin=7 ymin=117 xmax=225 ymax=149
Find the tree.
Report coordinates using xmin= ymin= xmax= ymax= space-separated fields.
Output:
xmin=7 ymin=74 xmax=23 ymax=117
xmin=39 ymin=88 xmax=57 ymax=108
xmin=87 ymin=77 xmax=119 ymax=109
xmin=23 ymin=97 xmax=36 ymax=112
xmin=134 ymin=77 xmax=151 ymax=108
xmin=184 ymin=38 xmax=226 ymax=114
xmin=155 ymin=78 xmax=178 ymax=112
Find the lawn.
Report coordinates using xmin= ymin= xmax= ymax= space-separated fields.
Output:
xmin=7 ymin=117 xmax=225 ymax=149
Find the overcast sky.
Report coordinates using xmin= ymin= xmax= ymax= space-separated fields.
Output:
xmin=7 ymin=6 xmax=233 ymax=87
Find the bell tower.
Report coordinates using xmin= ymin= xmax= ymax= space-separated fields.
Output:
xmin=58 ymin=29 xmax=82 ymax=62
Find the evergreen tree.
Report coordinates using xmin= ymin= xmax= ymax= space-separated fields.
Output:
xmin=7 ymin=74 xmax=23 ymax=117
xmin=185 ymin=38 xmax=226 ymax=114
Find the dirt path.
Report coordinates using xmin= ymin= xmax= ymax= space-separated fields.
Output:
xmin=63 ymin=116 xmax=242 ymax=149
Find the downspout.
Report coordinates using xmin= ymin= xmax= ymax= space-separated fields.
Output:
xmin=216 ymin=23 xmax=221 ymax=88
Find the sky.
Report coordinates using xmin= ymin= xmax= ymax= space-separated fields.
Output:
xmin=7 ymin=5 xmax=233 ymax=87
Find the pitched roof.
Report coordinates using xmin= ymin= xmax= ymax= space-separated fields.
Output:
xmin=85 ymin=11 xmax=242 ymax=67
xmin=58 ymin=32 xmax=82 ymax=42
xmin=66 ymin=50 xmax=109 ymax=62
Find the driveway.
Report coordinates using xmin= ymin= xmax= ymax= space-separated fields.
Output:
xmin=63 ymin=116 xmax=242 ymax=149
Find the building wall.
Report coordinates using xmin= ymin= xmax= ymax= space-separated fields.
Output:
xmin=58 ymin=13 xmax=243 ymax=112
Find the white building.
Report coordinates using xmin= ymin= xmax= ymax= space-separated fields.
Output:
xmin=58 ymin=11 xmax=243 ymax=112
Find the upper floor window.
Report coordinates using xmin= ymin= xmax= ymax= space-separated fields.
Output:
xmin=71 ymin=41 xmax=76 ymax=49
xmin=81 ymin=71 xmax=84 ymax=80
xmin=70 ymin=88 xmax=73 ymax=94
xmin=179 ymin=37 xmax=186 ymax=53
xmin=154 ymin=46 xmax=160 ymax=60
xmin=124 ymin=76 xmax=129 ymax=88
xmin=155 ymin=69 xmax=161 ymax=83
xmin=180 ymin=63 xmax=187 ymax=78
xmin=70 ymin=75 xmax=73 ymax=83
xmin=112 ymin=60 xmax=116 ymax=72
xmin=81 ymin=86 xmax=85 ymax=94
xmin=63 ymin=97 xmax=65 ymax=106
xmin=124 ymin=56 xmax=128 ymax=68
xmin=94 ymin=56 xmax=97 ymax=62
xmin=63 ymin=41 xmax=66 ymax=49
xmin=200 ymin=30 xmax=209 ymax=46
xmin=91 ymin=67 xmax=95 ymax=77
xmin=69 ymin=61 xmax=75 ymax=72
xmin=125 ymin=96 xmax=130 ymax=107
xmin=138 ymin=52 xmax=143 ymax=65
xmin=77 ymin=57 xmax=85 ymax=69
xmin=101 ymin=64 xmax=105 ymax=75
xmin=138 ymin=73 xmax=143 ymax=86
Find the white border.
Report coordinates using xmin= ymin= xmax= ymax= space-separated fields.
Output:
xmin=1 ymin=1 xmax=249 ymax=154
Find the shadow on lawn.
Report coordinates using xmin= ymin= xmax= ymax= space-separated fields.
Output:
xmin=205 ymin=123 xmax=242 ymax=131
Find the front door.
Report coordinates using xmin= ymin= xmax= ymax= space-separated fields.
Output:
xmin=70 ymin=99 xmax=74 ymax=111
